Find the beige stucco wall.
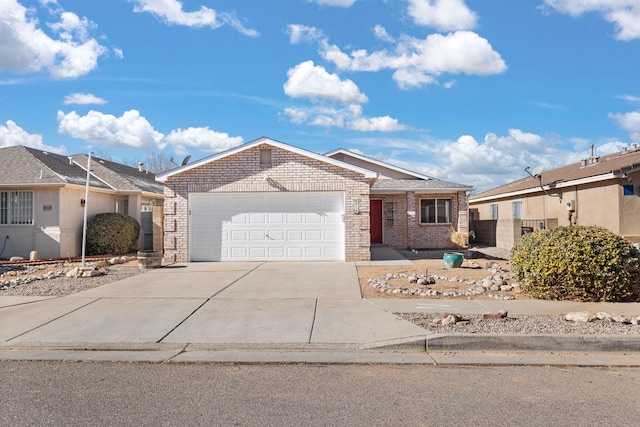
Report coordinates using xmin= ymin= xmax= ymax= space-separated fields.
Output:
xmin=1 ymin=186 xmax=163 ymax=259
xmin=163 ymin=144 xmax=372 ymax=262
xmin=470 ymin=176 xmax=640 ymax=243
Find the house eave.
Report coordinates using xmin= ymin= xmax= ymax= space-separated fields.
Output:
xmin=157 ymin=137 xmax=378 ymax=182
xmin=470 ymin=172 xmax=619 ymax=203
xmin=0 ymin=183 xmax=66 ymax=189
xmin=325 ymin=148 xmax=433 ymax=181
xmin=371 ymin=187 xmax=472 ymax=194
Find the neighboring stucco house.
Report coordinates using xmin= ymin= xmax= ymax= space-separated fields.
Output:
xmin=0 ymin=146 xmax=164 ymax=260
xmin=469 ymin=146 xmax=640 ymax=249
xmin=156 ymin=137 xmax=472 ymax=262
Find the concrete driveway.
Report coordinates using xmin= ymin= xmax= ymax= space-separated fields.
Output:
xmin=0 ymin=262 xmax=428 ymax=348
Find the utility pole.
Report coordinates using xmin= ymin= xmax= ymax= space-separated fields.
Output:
xmin=81 ymin=152 xmax=93 ymax=269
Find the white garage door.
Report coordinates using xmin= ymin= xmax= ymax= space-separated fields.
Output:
xmin=189 ymin=192 xmax=345 ymax=261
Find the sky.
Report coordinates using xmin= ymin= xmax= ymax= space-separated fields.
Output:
xmin=1 ymin=0 xmax=640 ymax=193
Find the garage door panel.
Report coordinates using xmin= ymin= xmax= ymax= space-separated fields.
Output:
xmin=249 ymin=213 xmax=266 ymax=223
xmin=230 ymin=230 xmax=247 ymax=241
xmin=231 ymin=214 xmax=247 ymax=224
xmin=267 ymin=230 xmax=285 ymax=241
xmin=305 ymin=213 xmax=322 ymax=223
xmin=268 ymin=213 xmax=284 ymax=223
xmin=249 ymin=247 xmax=265 ymax=258
xmin=305 ymin=230 xmax=322 ymax=241
xmin=286 ymin=213 xmax=303 ymax=223
xmin=249 ymin=231 xmax=264 ymax=241
xmin=268 ymin=247 xmax=285 ymax=258
xmin=324 ymin=229 xmax=342 ymax=241
xmin=305 ymin=247 xmax=322 ymax=258
xmin=190 ymin=192 xmax=345 ymax=261
xmin=287 ymin=230 xmax=303 ymax=241
xmin=286 ymin=247 xmax=304 ymax=258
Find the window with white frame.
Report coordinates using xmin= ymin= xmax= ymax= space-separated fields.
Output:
xmin=512 ymin=200 xmax=522 ymax=219
xmin=489 ymin=203 xmax=498 ymax=220
xmin=420 ymin=198 xmax=452 ymax=224
xmin=0 ymin=191 xmax=34 ymax=225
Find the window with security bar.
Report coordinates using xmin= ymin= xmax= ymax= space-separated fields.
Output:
xmin=0 ymin=191 xmax=34 ymax=225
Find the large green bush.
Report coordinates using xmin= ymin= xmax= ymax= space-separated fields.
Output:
xmin=510 ymin=226 xmax=640 ymax=302
xmin=86 ymin=213 xmax=141 ymax=256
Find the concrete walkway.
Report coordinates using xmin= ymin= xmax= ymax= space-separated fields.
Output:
xmin=1 ymin=259 xmax=640 ymax=365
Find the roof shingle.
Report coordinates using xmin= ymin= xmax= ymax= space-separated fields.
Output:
xmin=471 ymin=148 xmax=640 ymax=200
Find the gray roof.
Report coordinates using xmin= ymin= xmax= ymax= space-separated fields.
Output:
xmin=371 ymin=178 xmax=472 ymax=192
xmin=73 ymin=154 xmax=164 ymax=194
xmin=0 ymin=146 xmax=163 ymax=194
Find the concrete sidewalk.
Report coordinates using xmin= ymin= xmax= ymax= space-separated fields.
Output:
xmin=1 ymin=260 xmax=640 ymax=365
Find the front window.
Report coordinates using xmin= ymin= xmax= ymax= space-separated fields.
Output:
xmin=0 ymin=191 xmax=34 ymax=225
xmin=489 ymin=203 xmax=498 ymax=220
xmin=512 ymin=201 xmax=522 ymax=219
xmin=115 ymin=198 xmax=129 ymax=216
xmin=420 ymin=198 xmax=452 ymax=224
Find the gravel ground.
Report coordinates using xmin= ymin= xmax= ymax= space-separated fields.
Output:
xmin=0 ymin=264 xmax=144 ymax=297
xmin=398 ymin=313 xmax=640 ymax=335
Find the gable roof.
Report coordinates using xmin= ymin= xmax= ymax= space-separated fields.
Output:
xmin=470 ymin=147 xmax=640 ymax=202
xmin=326 ymin=148 xmax=473 ymax=192
xmin=156 ymin=136 xmax=378 ymax=182
xmin=325 ymin=148 xmax=433 ymax=180
xmin=0 ymin=146 xmax=162 ymax=194
xmin=371 ymin=178 xmax=472 ymax=193
xmin=72 ymin=154 xmax=164 ymax=194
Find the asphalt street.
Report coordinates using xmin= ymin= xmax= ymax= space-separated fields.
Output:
xmin=2 ymin=361 xmax=640 ymax=426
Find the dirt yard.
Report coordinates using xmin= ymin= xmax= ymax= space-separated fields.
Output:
xmin=357 ymin=248 xmax=519 ymax=300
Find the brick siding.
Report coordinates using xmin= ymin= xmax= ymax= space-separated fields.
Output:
xmin=163 ymin=144 xmax=371 ymax=262
xmin=374 ymin=190 xmax=468 ymax=249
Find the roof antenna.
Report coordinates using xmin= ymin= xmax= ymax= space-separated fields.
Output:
xmin=525 ymin=166 xmax=559 ymax=198
xmin=181 ymin=155 xmax=191 ymax=166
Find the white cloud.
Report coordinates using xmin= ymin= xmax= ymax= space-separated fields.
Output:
xmin=349 ymin=129 xmax=623 ymax=192
xmin=284 ymin=61 xmax=368 ymax=103
xmin=282 ymin=61 xmax=406 ymax=132
xmin=58 ymin=110 xmax=165 ymax=150
xmin=57 ymin=109 xmax=243 ymax=153
xmin=310 ymin=0 xmax=357 ymax=7
xmin=0 ymin=120 xmax=66 ymax=154
xmin=0 ymin=0 xmax=107 ymax=78
xmin=63 ymin=93 xmax=107 ymax=105
xmin=543 ymin=0 xmax=640 ymax=40
xmin=617 ymin=94 xmax=640 ymax=102
xmin=373 ymin=25 xmax=395 ymax=43
xmin=282 ymin=104 xmax=407 ymax=132
xmin=408 ymin=0 xmax=478 ymax=31
xmin=288 ymin=24 xmax=324 ymax=44
xmin=320 ymin=31 xmax=507 ymax=89
xmin=610 ymin=110 xmax=640 ymax=142
xmin=113 ymin=47 xmax=124 ymax=59
xmin=131 ymin=0 xmax=258 ymax=37
xmin=165 ymin=127 xmax=243 ymax=155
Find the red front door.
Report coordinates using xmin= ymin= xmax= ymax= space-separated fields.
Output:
xmin=370 ymin=199 xmax=383 ymax=244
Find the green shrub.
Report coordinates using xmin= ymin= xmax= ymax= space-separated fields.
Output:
xmin=86 ymin=213 xmax=141 ymax=256
xmin=510 ymin=226 xmax=640 ymax=302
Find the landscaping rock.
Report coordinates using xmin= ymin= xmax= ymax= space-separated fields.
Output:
xmin=565 ymin=311 xmax=596 ymax=323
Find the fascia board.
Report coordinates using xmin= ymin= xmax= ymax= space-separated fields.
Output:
xmin=371 ymin=187 xmax=472 ymax=193
xmin=156 ymin=137 xmax=378 ymax=181
xmin=325 ymin=148 xmax=432 ymax=181
xmin=470 ymin=173 xmax=617 ymax=203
